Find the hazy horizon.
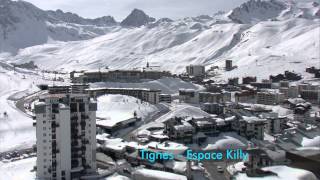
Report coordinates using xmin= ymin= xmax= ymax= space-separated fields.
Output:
xmin=23 ymin=0 xmax=248 ymax=21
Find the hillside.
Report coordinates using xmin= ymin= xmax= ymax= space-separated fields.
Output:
xmin=0 ymin=0 xmax=319 ymax=80
xmin=0 ymin=0 xmax=118 ymax=53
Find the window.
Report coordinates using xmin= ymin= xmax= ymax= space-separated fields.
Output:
xmin=43 ymin=127 xmax=46 ymax=130
xmin=43 ymin=133 xmax=46 ymax=137
xmin=70 ymin=103 xmax=77 ymax=112
xmin=79 ymin=103 xmax=85 ymax=112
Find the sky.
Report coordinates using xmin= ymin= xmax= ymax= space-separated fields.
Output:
xmin=23 ymin=0 xmax=248 ymax=21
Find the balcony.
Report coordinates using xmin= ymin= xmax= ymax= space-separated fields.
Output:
xmin=72 ymin=147 xmax=82 ymax=152
xmin=82 ymin=158 xmax=87 ymax=165
xmin=52 ymin=141 xmax=57 ymax=147
xmin=81 ymin=139 xmax=89 ymax=144
xmin=52 ymin=149 xmax=60 ymax=154
xmin=81 ymin=114 xmax=89 ymax=119
xmin=52 ymin=160 xmax=57 ymax=167
xmin=71 ymin=140 xmax=79 ymax=146
xmin=51 ymin=122 xmax=59 ymax=128
xmin=71 ymin=116 xmax=78 ymax=121
xmin=71 ymin=160 xmax=79 ymax=168
xmin=71 ymin=122 xmax=78 ymax=127
xmin=80 ymin=121 xmax=86 ymax=127
xmin=71 ymin=154 xmax=81 ymax=159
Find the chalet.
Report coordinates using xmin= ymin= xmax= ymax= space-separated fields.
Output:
xmin=242 ymin=76 xmax=257 ymax=84
xmin=164 ymin=117 xmax=195 ymax=143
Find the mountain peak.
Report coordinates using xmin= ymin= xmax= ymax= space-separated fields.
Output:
xmin=121 ymin=8 xmax=155 ymax=27
xmin=47 ymin=9 xmax=117 ymax=26
xmin=228 ymin=0 xmax=286 ymax=24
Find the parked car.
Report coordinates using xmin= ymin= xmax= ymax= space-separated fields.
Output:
xmin=217 ymin=166 xmax=224 ymax=173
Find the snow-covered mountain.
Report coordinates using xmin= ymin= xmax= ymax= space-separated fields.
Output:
xmin=0 ymin=0 xmax=118 ymax=53
xmin=46 ymin=9 xmax=117 ymax=26
xmin=120 ymin=8 xmax=156 ymax=27
xmin=0 ymin=0 xmax=319 ymax=80
xmin=228 ymin=0 xmax=287 ymax=24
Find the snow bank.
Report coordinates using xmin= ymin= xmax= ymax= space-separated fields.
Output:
xmin=105 ymin=173 xmax=131 ymax=180
xmin=235 ymin=165 xmax=317 ymax=180
xmin=200 ymin=132 xmax=248 ymax=150
xmin=301 ymin=136 xmax=320 ymax=147
xmin=0 ymin=157 xmax=36 ymax=179
xmin=133 ymin=168 xmax=187 ymax=180
xmin=96 ymin=94 xmax=159 ymax=126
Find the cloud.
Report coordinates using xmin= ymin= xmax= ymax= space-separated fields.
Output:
xmin=24 ymin=0 xmax=248 ymax=20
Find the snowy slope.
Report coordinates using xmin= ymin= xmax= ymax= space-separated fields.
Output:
xmin=0 ymin=62 xmax=59 ymax=152
xmin=96 ymin=94 xmax=159 ymax=123
xmin=0 ymin=0 xmax=318 ymax=80
xmin=228 ymin=0 xmax=286 ymax=24
xmin=0 ymin=157 xmax=36 ymax=179
xmin=0 ymin=0 xmax=118 ymax=53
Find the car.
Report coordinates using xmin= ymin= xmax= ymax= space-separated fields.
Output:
xmin=217 ymin=166 xmax=224 ymax=173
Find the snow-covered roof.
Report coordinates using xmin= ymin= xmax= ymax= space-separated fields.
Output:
xmin=234 ymin=166 xmax=317 ymax=180
xmin=133 ymin=168 xmax=187 ymax=180
xmin=241 ymin=116 xmax=266 ymax=123
xmin=103 ymin=138 xmax=127 ymax=152
xmin=173 ymin=121 xmax=195 ymax=132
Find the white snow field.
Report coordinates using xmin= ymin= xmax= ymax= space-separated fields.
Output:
xmin=0 ymin=157 xmax=36 ymax=179
xmin=96 ymin=94 xmax=160 ymax=126
xmin=0 ymin=67 xmax=38 ymax=152
xmin=301 ymin=136 xmax=320 ymax=147
xmin=234 ymin=165 xmax=318 ymax=180
xmin=0 ymin=63 xmax=63 ymax=152
xmin=133 ymin=168 xmax=187 ymax=180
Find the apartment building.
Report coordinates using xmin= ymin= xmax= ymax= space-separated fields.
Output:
xmin=199 ymin=92 xmax=223 ymax=103
xmin=257 ymin=90 xmax=285 ymax=105
xmin=251 ymin=80 xmax=272 ymax=89
xmin=186 ymin=65 xmax=205 ymax=77
xmin=242 ymin=76 xmax=257 ymax=84
xmin=71 ymin=84 xmax=89 ymax=94
xmin=159 ymin=94 xmax=172 ymax=103
xmin=164 ymin=117 xmax=195 ymax=143
xmin=202 ymin=103 xmax=224 ymax=115
xmin=235 ymin=90 xmax=256 ymax=103
xmin=87 ymin=87 xmax=161 ymax=104
xmin=298 ymin=84 xmax=320 ymax=104
xmin=232 ymin=116 xmax=266 ymax=140
xmin=71 ymin=69 xmax=171 ymax=83
xmin=34 ymin=89 xmax=97 ymax=180
xmin=179 ymin=89 xmax=199 ymax=104
xmin=225 ymin=60 xmax=233 ymax=71
xmin=261 ymin=112 xmax=283 ymax=134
